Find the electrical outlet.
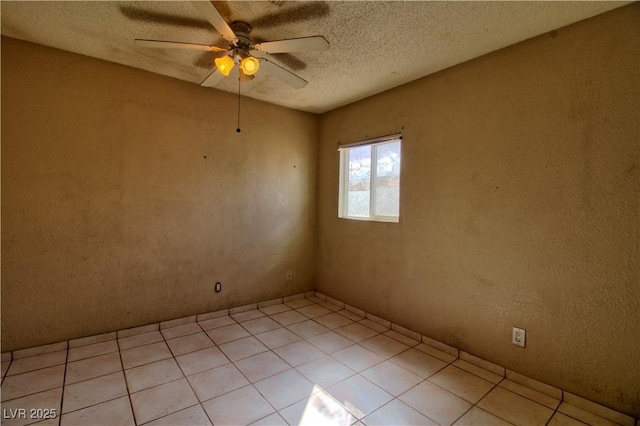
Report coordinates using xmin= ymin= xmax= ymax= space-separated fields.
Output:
xmin=512 ymin=327 xmax=526 ymax=347
xmin=215 ymin=282 xmax=222 ymax=293
xmin=286 ymin=271 xmax=293 ymax=281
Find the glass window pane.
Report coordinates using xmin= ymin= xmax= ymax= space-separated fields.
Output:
xmin=346 ymin=145 xmax=371 ymax=217
xmin=374 ymin=141 xmax=400 ymax=217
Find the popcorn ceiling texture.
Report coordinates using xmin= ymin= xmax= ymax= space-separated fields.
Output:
xmin=316 ymin=4 xmax=640 ymax=418
xmin=0 ymin=1 xmax=629 ymax=113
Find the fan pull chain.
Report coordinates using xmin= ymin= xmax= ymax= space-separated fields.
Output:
xmin=236 ymin=75 xmax=241 ymax=133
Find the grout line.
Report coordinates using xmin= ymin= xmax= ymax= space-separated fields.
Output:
xmin=116 ymin=335 xmax=138 ymax=426
xmin=3 ymin=296 xmax=632 ymax=424
xmin=57 ymin=348 xmax=70 ymax=426
xmin=171 ymin=325 xmax=218 ymax=426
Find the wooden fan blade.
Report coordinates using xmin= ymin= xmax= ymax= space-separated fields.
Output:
xmin=135 ymin=39 xmax=229 ymax=52
xmin=258 ymin=58 xmax=307 ymax=89
xmin=190 ymin=1 xmax=238 ymax=43
xmin=253 ymin=36 xmax=329 ymax=54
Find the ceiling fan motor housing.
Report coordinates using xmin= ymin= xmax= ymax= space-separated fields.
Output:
xmin=231 ymin=21 xmax=254 ymax=50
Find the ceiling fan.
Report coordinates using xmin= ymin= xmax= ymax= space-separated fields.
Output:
xmin=134 ymin=1 xmax=329 ymax=89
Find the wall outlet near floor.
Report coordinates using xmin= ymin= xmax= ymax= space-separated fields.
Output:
xmin=512 ymin=327 xmax=526 ymax=347
xmin=214 ymin=282 xmax=222 ymax=293
xmin=286 ymin=270 xmax=293 ymax=281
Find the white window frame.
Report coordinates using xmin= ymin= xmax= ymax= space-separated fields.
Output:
xmin=338 ymin=134 xmax=401 ymax=223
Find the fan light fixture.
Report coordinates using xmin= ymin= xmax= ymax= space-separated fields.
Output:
xmin=215 ymin=55 xmax=235 ymax=76
xmin=240 ymin=56 xmax=260 ymax=76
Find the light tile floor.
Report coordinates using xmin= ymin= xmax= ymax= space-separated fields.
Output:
xmin=0 ymin=296 xmax=631 ymax=426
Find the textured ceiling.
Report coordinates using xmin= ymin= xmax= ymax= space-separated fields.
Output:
xmin=1 ymin=1 xmax=629 ymax=113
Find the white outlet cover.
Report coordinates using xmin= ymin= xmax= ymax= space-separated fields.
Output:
xmin=512 ymin=327 xmax=526 ymax=347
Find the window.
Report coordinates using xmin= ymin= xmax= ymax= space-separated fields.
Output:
xmin=338 ymin=134 xmax=401 ymax=222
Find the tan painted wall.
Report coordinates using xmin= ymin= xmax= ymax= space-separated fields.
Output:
xmin=317 ymin=5 xmax=639 ymax=417
xmin=1 ymin=37 xmax=317 ymax=351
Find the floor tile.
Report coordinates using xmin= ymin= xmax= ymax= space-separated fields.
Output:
xmin=6 ymin=351 xmax=67 ymax=377
xmin=117 ymin=324 xmax=159 ymax=339
xmin=146 ymin=404 xmax=212 ymax=426
xmin=389 ymin=348 xmax=448 ymax=379
xmin=557 ymin=402 xmax=619 ymax=426
xmin=175 ymin=347 xmax=229 ymax=376
xmin=279 ymin=388 xmax=356 ymax=426
xmin=118 ymin=331 xmax=164 ymax=351
xmin=296 ymin=356 xmax=355 ymax=388
xmin=130 ymin=378 xmax=198 ymax=424
xmin=161 ymin=316 xmax=196 ymax=330
xmin=254 ymin=369 xmax=316 ymax=410
xmin=285 ymin=298 xmax=315 ymax=309
xmin=270 ymin=310 xmax=309 ymax=327
xmin=452 ymin=359 xmax=503 ymax=384
xmin=160 ymin=323 xmax=202 ymax=340
xmin=231 ymin=309 xmax=265 ymax=322
xmin=399 ymin=380 xmax=472 ymax=426
xmin=205 ymin=324 xmax=250 ymax=345
xmin=255 ymin=327 xmax=301 ymax=349
xmin=499 ymin=378 xmax=560 ymax=409
xmin=197 ymin=315 xmax=236 ymax=331
xmin=384 ymin=329 xmax=420 ymax=346
xmin=563 ymin=392 xmax=636 ymax=425
xmin=297 ymin=304 xmax=333 ymax=318
xmin=361 ymin=360 xmax=423 ymax=396
xmin=120 ymin=341 xmax=172 ymax=369
xmin=65 ymin=352 xmax=122 ymax=385
xmin=358 ymin=319 xmax=390 ymax=333
xmin=202 ymin=385 xmax=274 ymax=425
xmin=477 ymin=386 xmax=554 ymax=426
xmin=259 ymin=303 xmax=291 ymax=315
xmin=2 ymin=294 xmax=627 ymax=426
xmin=124 ymin=358 xmax=184 ymax=393
xmin=319 ymin=301 xmax=343 ymax=312
xmin=2 ymin=365 xmax=65 ymax=402
xmin=363 ymin=399 xmax=439 ymax=426
xmin=62 ymin=371 xmax=128 ymax=414
xmin=453 ymin=406 xmax=512 ymax=425
xmin=360 ymin=334 xmax=410 ymax=359
xmin=308 ymin=331 xmax=354 ymax=354
xmin=250 ymin=412 xmax=288 ymax=425
xmin=219 ymin=336 xmax=268 ymax=362
xmin=415 ymin=343 xmax=458 ymax=363
xmin=326 ymin=374 xmax=393 ymax=419
xmin=187 ymin=363 xmax=249 ymax=402
xmin=241 ymin=317 xmax=281 ymax=334
xmin=334 ymin=323 xmax=380 ymax=343
xmin=0 ymin=388 xmax=62 ymax=426
xmin=68 ymin=340 xmax=119 ymax=362
xmin=166 ymin=332 xmax=214 ymax=356
xmin=336 ymin=309 xmax=365 ymax=321
xmin=287 ymin=320 xmax=330 ymax=339
xmin=332 ymin=345 xmax=384 ymax=372
xmin=69 ymin=332 xmax=116 ymax=349
xmin=428 ymin=365 xmax=495 ymax=403
xmin=234 ymin=351 xmax=291 ymax=382
xmin=273 ymin=341 xmax=324 ymax=367
xmin=60 ymin=395 xmax=134 ymax=426
xmin=12 ymin=342 xmax=67 ymax=360
xmin=547 ymin=412 xmax=590 ymax=426
xmin=314 ymin=313 xmax=354 ymax=329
